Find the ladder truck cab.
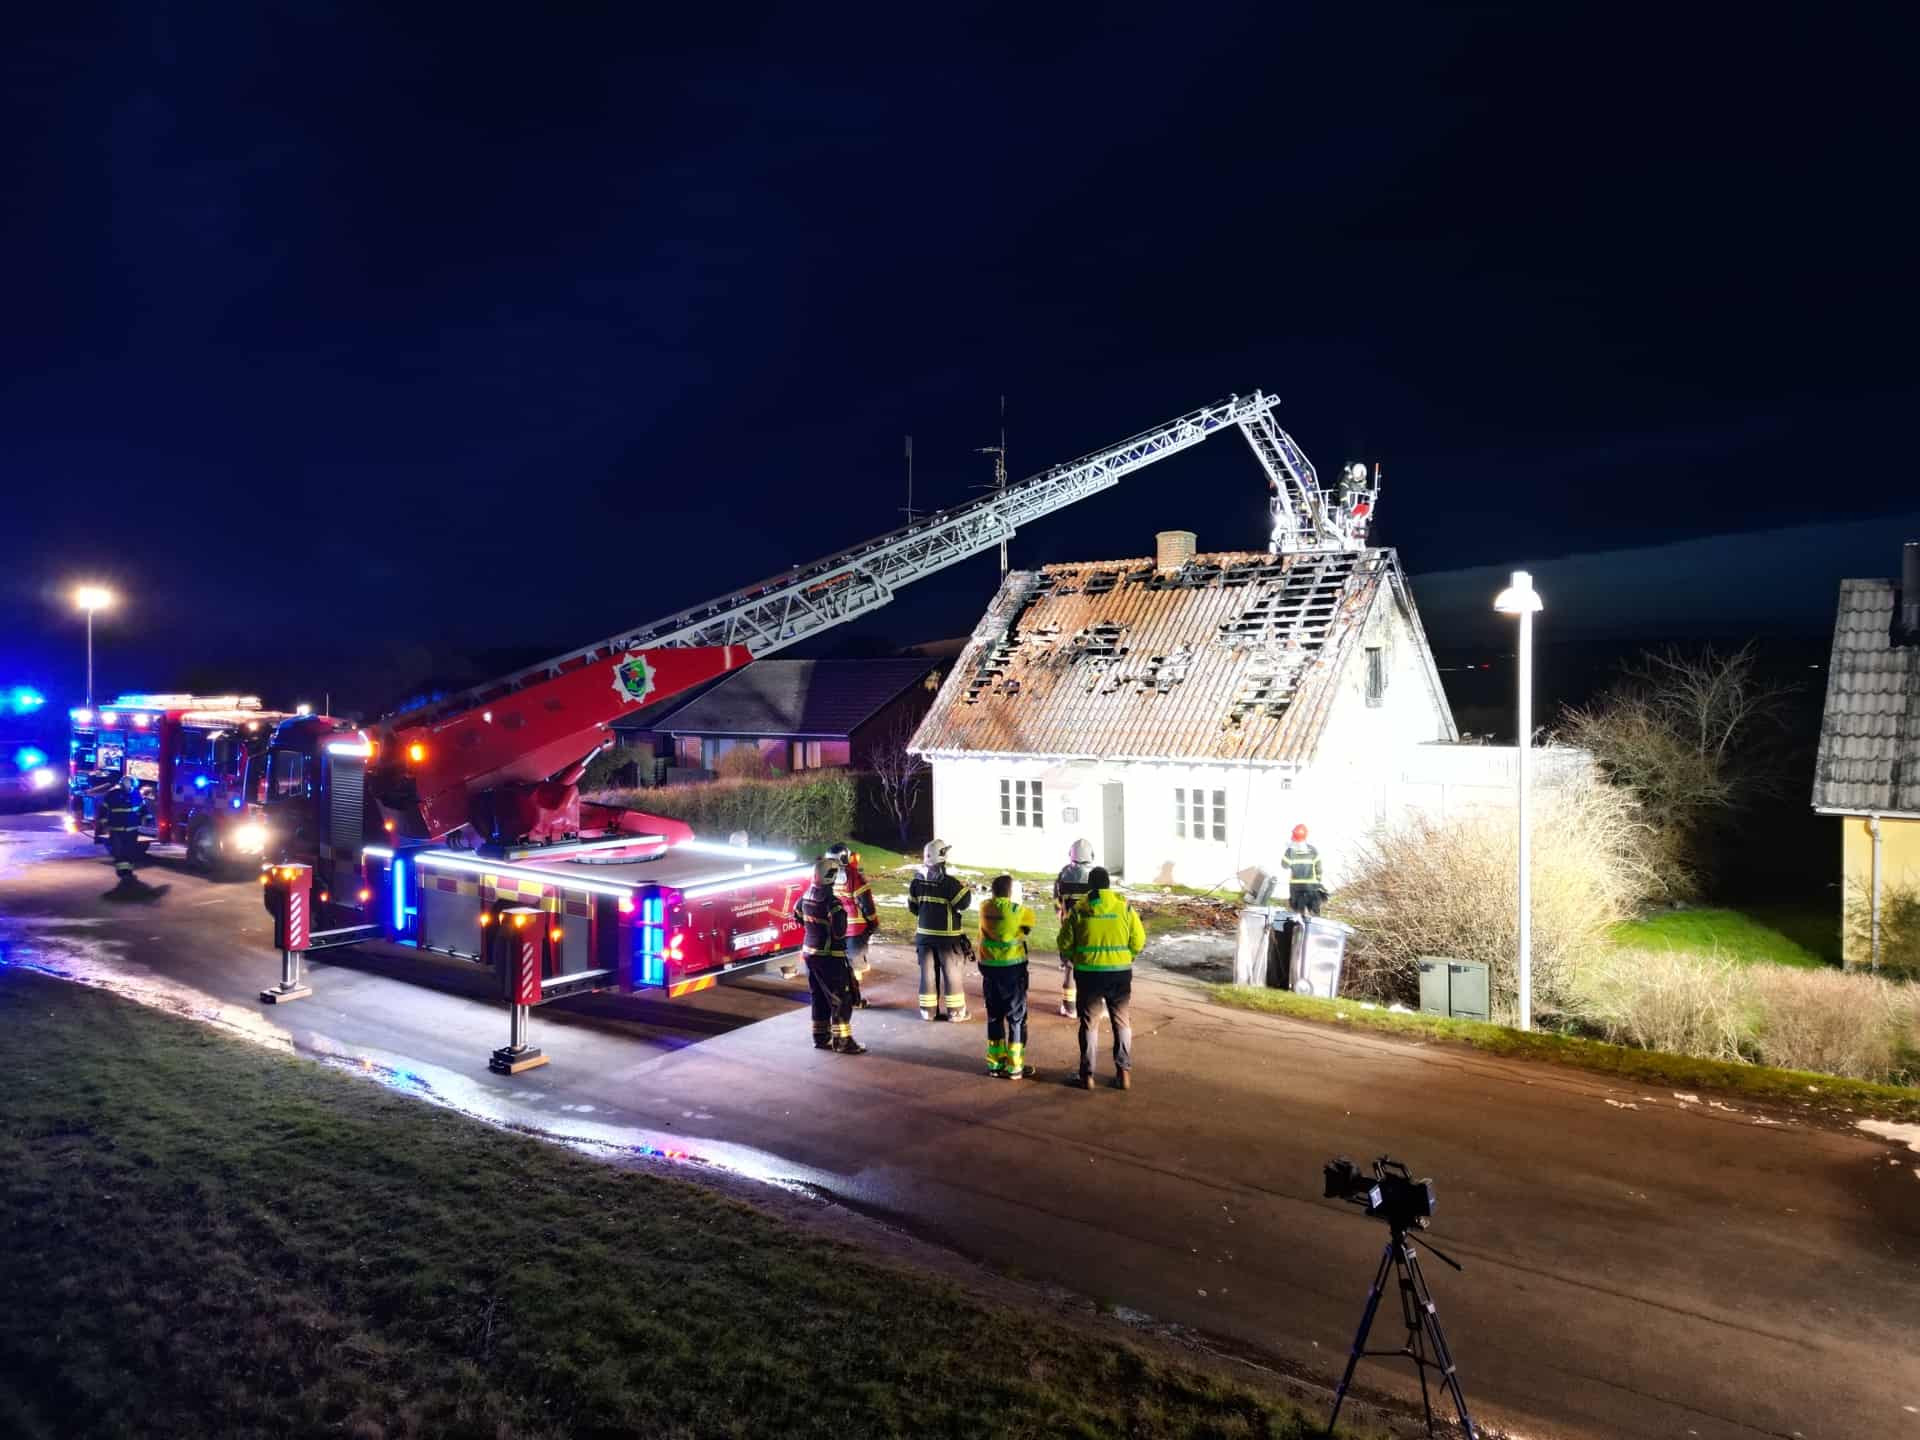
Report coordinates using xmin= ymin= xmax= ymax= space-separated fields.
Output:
xmin=68 ymin=694 xmax=289 ymax=871
xmin=251 ymin=389 xmax=1382 ymax=1070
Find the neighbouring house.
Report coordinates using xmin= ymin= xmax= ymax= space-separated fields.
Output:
xmin=621 ymin=658 xmax=941 ymax=778
xmin=910 ymin=531 xmax=1494 ymax=885
xmin=1811 ymin=542 xmax=1920 ymax=967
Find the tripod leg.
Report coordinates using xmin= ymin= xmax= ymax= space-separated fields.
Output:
xmin=1403 ymin=1247 xmax=1477 ymax=1440
xmin=1393 ymin=1241 xmax=1438 ymax=1434
xmin=1326 ymin=1241 xmax=1396 ymax=1435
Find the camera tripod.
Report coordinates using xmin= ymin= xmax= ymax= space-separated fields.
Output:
xmin=1326 ymin=1225 xmax=1476 ymax=1438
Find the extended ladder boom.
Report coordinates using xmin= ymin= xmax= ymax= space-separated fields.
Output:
xmin=413 ymin=390 xmax=1286 ymax=722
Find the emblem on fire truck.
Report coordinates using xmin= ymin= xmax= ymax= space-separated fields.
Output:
xmin=612 ymin=650 xmax=658 ymax=705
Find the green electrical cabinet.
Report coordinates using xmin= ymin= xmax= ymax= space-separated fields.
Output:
xmin=1417 ymin=958 xmax=1490 ymax=1022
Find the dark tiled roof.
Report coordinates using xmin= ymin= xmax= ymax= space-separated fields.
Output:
xmin=1812 ymin=579 xmax=1920 ymax=812
xmin=910 ymin=546 xmax=1449 ymax=763
xmin=654 ymin=659 xmax=936 ymax=738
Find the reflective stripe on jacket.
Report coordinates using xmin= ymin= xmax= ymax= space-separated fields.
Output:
xmin=792 ymin=884 xmax=848 ymax=958
xmin=978 ymin=897 xmax=1035 ymax=965
xmin=1053 ymin=861 xmax=1091 ymax=916
xmin=106 ymin=794 xmax=142 ymax=835
xmin=1285 ymin=844 xmax=1322 ymax=886
xmin=1061 ymin=889 xmax=1145 ymax=972
xmin=910 ymin=866 xmax=972 ymax=937
xmin=835 ymin=862 xmax=878 ymax=938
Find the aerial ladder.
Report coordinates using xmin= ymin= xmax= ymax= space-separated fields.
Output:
xmin=357 ymin=390 xmax=1368 ymax=849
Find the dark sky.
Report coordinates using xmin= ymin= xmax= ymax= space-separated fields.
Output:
xmin=4 ymin=3 xmax=1915 ymax=714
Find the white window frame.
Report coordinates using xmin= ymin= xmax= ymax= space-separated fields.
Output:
xmin=1175 ymin=784 xmax=1226 ymax=843
xmin=999 ymin=777 xmax=1044 ymax=829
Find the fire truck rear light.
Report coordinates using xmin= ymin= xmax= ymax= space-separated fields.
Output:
xmin=550 ymin=925 xmax=564 ymax=941
xmin=617 ymin=896 xmax=635 ymax=915
xmin=357 ymin=888 xmax=371 ymax=903
xmin=478 ymin=913 xmax=492 ymax=927
xmin=133 ymin=713 xmax=150 ymax=727
xmin=407 ymin=742 xmax=427 ymax=764
xmin=383 ymin=819 xmax=395 ymax=833
xmin=668 ymin=930 xmax=685 ymax=961
xmin=512 ymin=913 xmax=528 ymax=929
xmin=318 ymin=891 xmax=329 ymax=903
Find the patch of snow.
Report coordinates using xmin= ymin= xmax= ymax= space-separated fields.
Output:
xmin=1673 ymin=1093 xmax=1700 ymax=1104
xmin=1857 ymin=1120 xmax=1920 ymax=1154
xmin=1604 ymin=1099 xmax=1639 ymax=1110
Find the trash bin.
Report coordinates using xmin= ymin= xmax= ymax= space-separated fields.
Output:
xmin=1288 ymin=916 xmax=1352 ymax=999
xmin=1234 ymin=906 xmax=1274 ymax=987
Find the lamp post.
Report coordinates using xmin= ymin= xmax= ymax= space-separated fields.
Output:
xmin=73 ymin=586 xmax=113 ymax=706
xmin=1493 ymin=570 xmax=1544 ymax=1030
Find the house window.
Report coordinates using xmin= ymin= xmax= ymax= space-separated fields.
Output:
xmin=1174 ymin=787 xmax=1227 ymax=842
xmin=1366 ymin=646 xmax=1386 ymax=707
xmin=999 ymin=778 xmax=1044 ymax=828
xmin=790 ymin=740 xmax=823 ymax=771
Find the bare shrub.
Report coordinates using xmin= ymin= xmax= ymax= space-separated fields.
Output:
xmin=1339 ymin=755 xmax=1665 ymax=1019
xmin=867 ymin=719 xmax=929 ymax=849
xmin=1744 ymin=966 xmax=1920 ymax=1082
xmin=1842 ymin=880 xmax=1920 ymax=980
xmin=1571 ymin=949 xmax=1751 ymax=1063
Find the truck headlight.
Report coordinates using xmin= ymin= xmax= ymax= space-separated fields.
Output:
xmin=232 ymin=822 xmax=269 ymax=854
xmin=28 ymin=767 xmax=56 ymax=791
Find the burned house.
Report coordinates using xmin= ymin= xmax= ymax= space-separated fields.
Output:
xmin=909 ymin=532 xmax=1460 ymax=885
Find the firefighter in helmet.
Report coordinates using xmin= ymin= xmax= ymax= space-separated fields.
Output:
xmin=1051 ymin=838 xmax=1096 ymax=1016
xmin=1284 ymin=825 xmax=1324 ymax=915
xmin=105 ymin=774 xmax=147 ymax=887
xmin=792 ymin=855 xmax=865 ymax=1054
xmin=825 ymin=841 xmax=879 ymax=1008
xmin=909 ymin=839 xmax=972 ymax=1022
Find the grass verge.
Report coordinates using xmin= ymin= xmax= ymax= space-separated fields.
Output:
xmin=1206 ymin=984 xmax=1920 ymax=1124
xmin=1608 ymin=907 xmax=1829 ymax=969
xmin=0 ymin=968 xmax=1328 ymax=1440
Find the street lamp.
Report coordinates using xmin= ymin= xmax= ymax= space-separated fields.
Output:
xmin=73 ymin=585 xmax=114 ymax=706
xmin=1493 ymin=570 xmax=1544 ymax=1031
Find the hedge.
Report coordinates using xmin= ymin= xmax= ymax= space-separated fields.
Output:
xmin=589 ymin=772 xmax=856 ymax=852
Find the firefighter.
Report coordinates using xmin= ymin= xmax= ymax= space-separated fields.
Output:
xmin=977 ymin=875 xmax=1036 ymax=1079
xmin=105 ymin=774 xmax=146 ymax=887
xmin=1058 ymin=865 xmax=1145 ymax=1090
xmin=910 ymin=838 xmax=972 ymax=1022
xmin=826 ymin=842 xmax=879 ymax=1008
xmin=1284 ymin=825 xmax=1325 ymax=915
xmin=1052 ymin=838 xmax=1096 ymax=1017
xmin=792 ymin=855 xmax=866 ymax=1054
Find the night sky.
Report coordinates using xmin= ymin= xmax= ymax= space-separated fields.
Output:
xmin=4 ymin=3 xmax=1915 ymax=716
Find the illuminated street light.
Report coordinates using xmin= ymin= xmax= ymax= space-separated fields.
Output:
xmin=72 ymin=585 xmax=115 ymax=706
xmin=1493 ymin=570 xmax=1544 ymax=1031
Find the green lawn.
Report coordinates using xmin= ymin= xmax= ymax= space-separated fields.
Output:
xmin=1609 ymin=907 xmax=1830 ymax=969
xmin=0 ymin=969 xmax=1328 ymax=1440
xmin=1206 ymin=986 xmax=1920 ymax=1122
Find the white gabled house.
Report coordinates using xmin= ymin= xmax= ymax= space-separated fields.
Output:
xmin=910 ymin=532 xmax=1480 ymax=887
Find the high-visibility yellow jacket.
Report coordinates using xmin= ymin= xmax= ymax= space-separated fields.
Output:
xmin=978 ymin=897 xmax=1035 ymax=965
xmin=1060 ymin=889 xmax=1146 ymax=972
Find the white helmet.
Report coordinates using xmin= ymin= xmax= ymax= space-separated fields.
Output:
xmin=1068 ymin=838 xmax=1094 ymax=865
xmin=813 ymin=856 xmax=841 ymax=886
xmin=922 ymin=839 xmax=951 ymax=867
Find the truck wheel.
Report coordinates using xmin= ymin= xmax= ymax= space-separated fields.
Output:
xmin=188 ymin=825 xmax=219 ymax=873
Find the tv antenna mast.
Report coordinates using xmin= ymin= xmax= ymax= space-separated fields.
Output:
xmin=975 ymin=396 xmax=1009 ymax=576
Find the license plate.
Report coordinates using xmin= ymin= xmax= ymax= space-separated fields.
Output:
xmin=732 ymin=925 xmax=780 ymax=951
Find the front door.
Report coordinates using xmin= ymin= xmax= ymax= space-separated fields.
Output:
xmin=1100 ymin=782 xmax=1125 ymax=878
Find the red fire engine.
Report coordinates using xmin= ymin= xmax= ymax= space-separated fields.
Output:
xmin=69 ymin=694 xmax=291 ymax=871
xmin=251 ymin=391 xmax=1348 ymax=1071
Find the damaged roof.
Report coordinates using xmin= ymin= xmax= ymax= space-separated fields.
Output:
xmin=910 ymin=546 xmax=1449 ymax=764
xmin=1812 ymin=579 xmax=1920 ymax=813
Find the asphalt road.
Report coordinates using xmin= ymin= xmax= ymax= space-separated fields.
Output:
xmin=3 ymin=809 xmax=1918 ymax=1439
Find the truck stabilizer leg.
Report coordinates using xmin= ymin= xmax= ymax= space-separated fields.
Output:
xmin=260 ymin=948 xmax=312 ymax=1004
xmin=489 ymin=1003 xmax=549 ymax=1074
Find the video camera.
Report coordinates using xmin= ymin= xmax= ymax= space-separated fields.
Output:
xmin=1323 ymin=1154 xmax=1436 ymax=1231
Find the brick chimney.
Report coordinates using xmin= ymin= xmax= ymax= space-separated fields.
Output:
xmin=1155 ymin=530 xmax=1197 ymax=571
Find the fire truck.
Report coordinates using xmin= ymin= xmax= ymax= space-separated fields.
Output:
xmin=67 ymin=695 xmax=291 ymax=871
xmin=253 ymin=390 xmax=1371 ymax=1072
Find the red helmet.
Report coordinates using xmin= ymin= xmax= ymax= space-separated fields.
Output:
xmin=1291 ymin=824 xmax=1308 ymax=843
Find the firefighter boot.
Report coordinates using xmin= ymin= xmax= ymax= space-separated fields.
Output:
xmin=830 ymin=1023 xmax=867 ymax=1056
xmin=1004 ymin=1042 xmax=1030 ymax=1080
xmin=813 ymin=1025 xmax=832 ymax=1051
xmin=1112 ymin=1069 xmax=1131 ymax=1091
xmin=985 ymin=1039 xmax=1009 ymax=1078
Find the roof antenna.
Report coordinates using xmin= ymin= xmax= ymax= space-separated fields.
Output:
xmin=902 ymin=434 xmax=916 ymax=525
xmin=976 ymin=395 xmax=1008 ymax=576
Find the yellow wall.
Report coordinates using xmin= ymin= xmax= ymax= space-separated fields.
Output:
xmin=1839 ymin=815 xmax=1920 ymax=965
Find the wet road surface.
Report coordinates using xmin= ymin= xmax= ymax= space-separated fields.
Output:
xmin=3 ymin=810 xmax=1918 ymax=1439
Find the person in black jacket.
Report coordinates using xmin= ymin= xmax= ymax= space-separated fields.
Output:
xmin=910 ymin=838 xmax=972 ymax=1022
xmin=792 ymin=856 xmax=866 ymax=1054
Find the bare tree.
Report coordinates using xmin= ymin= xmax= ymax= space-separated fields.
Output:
xmin=1558 ymin=644 xmax=1793 ymax=869
xmin=868 ymin=719 xmax=928 ymax=849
